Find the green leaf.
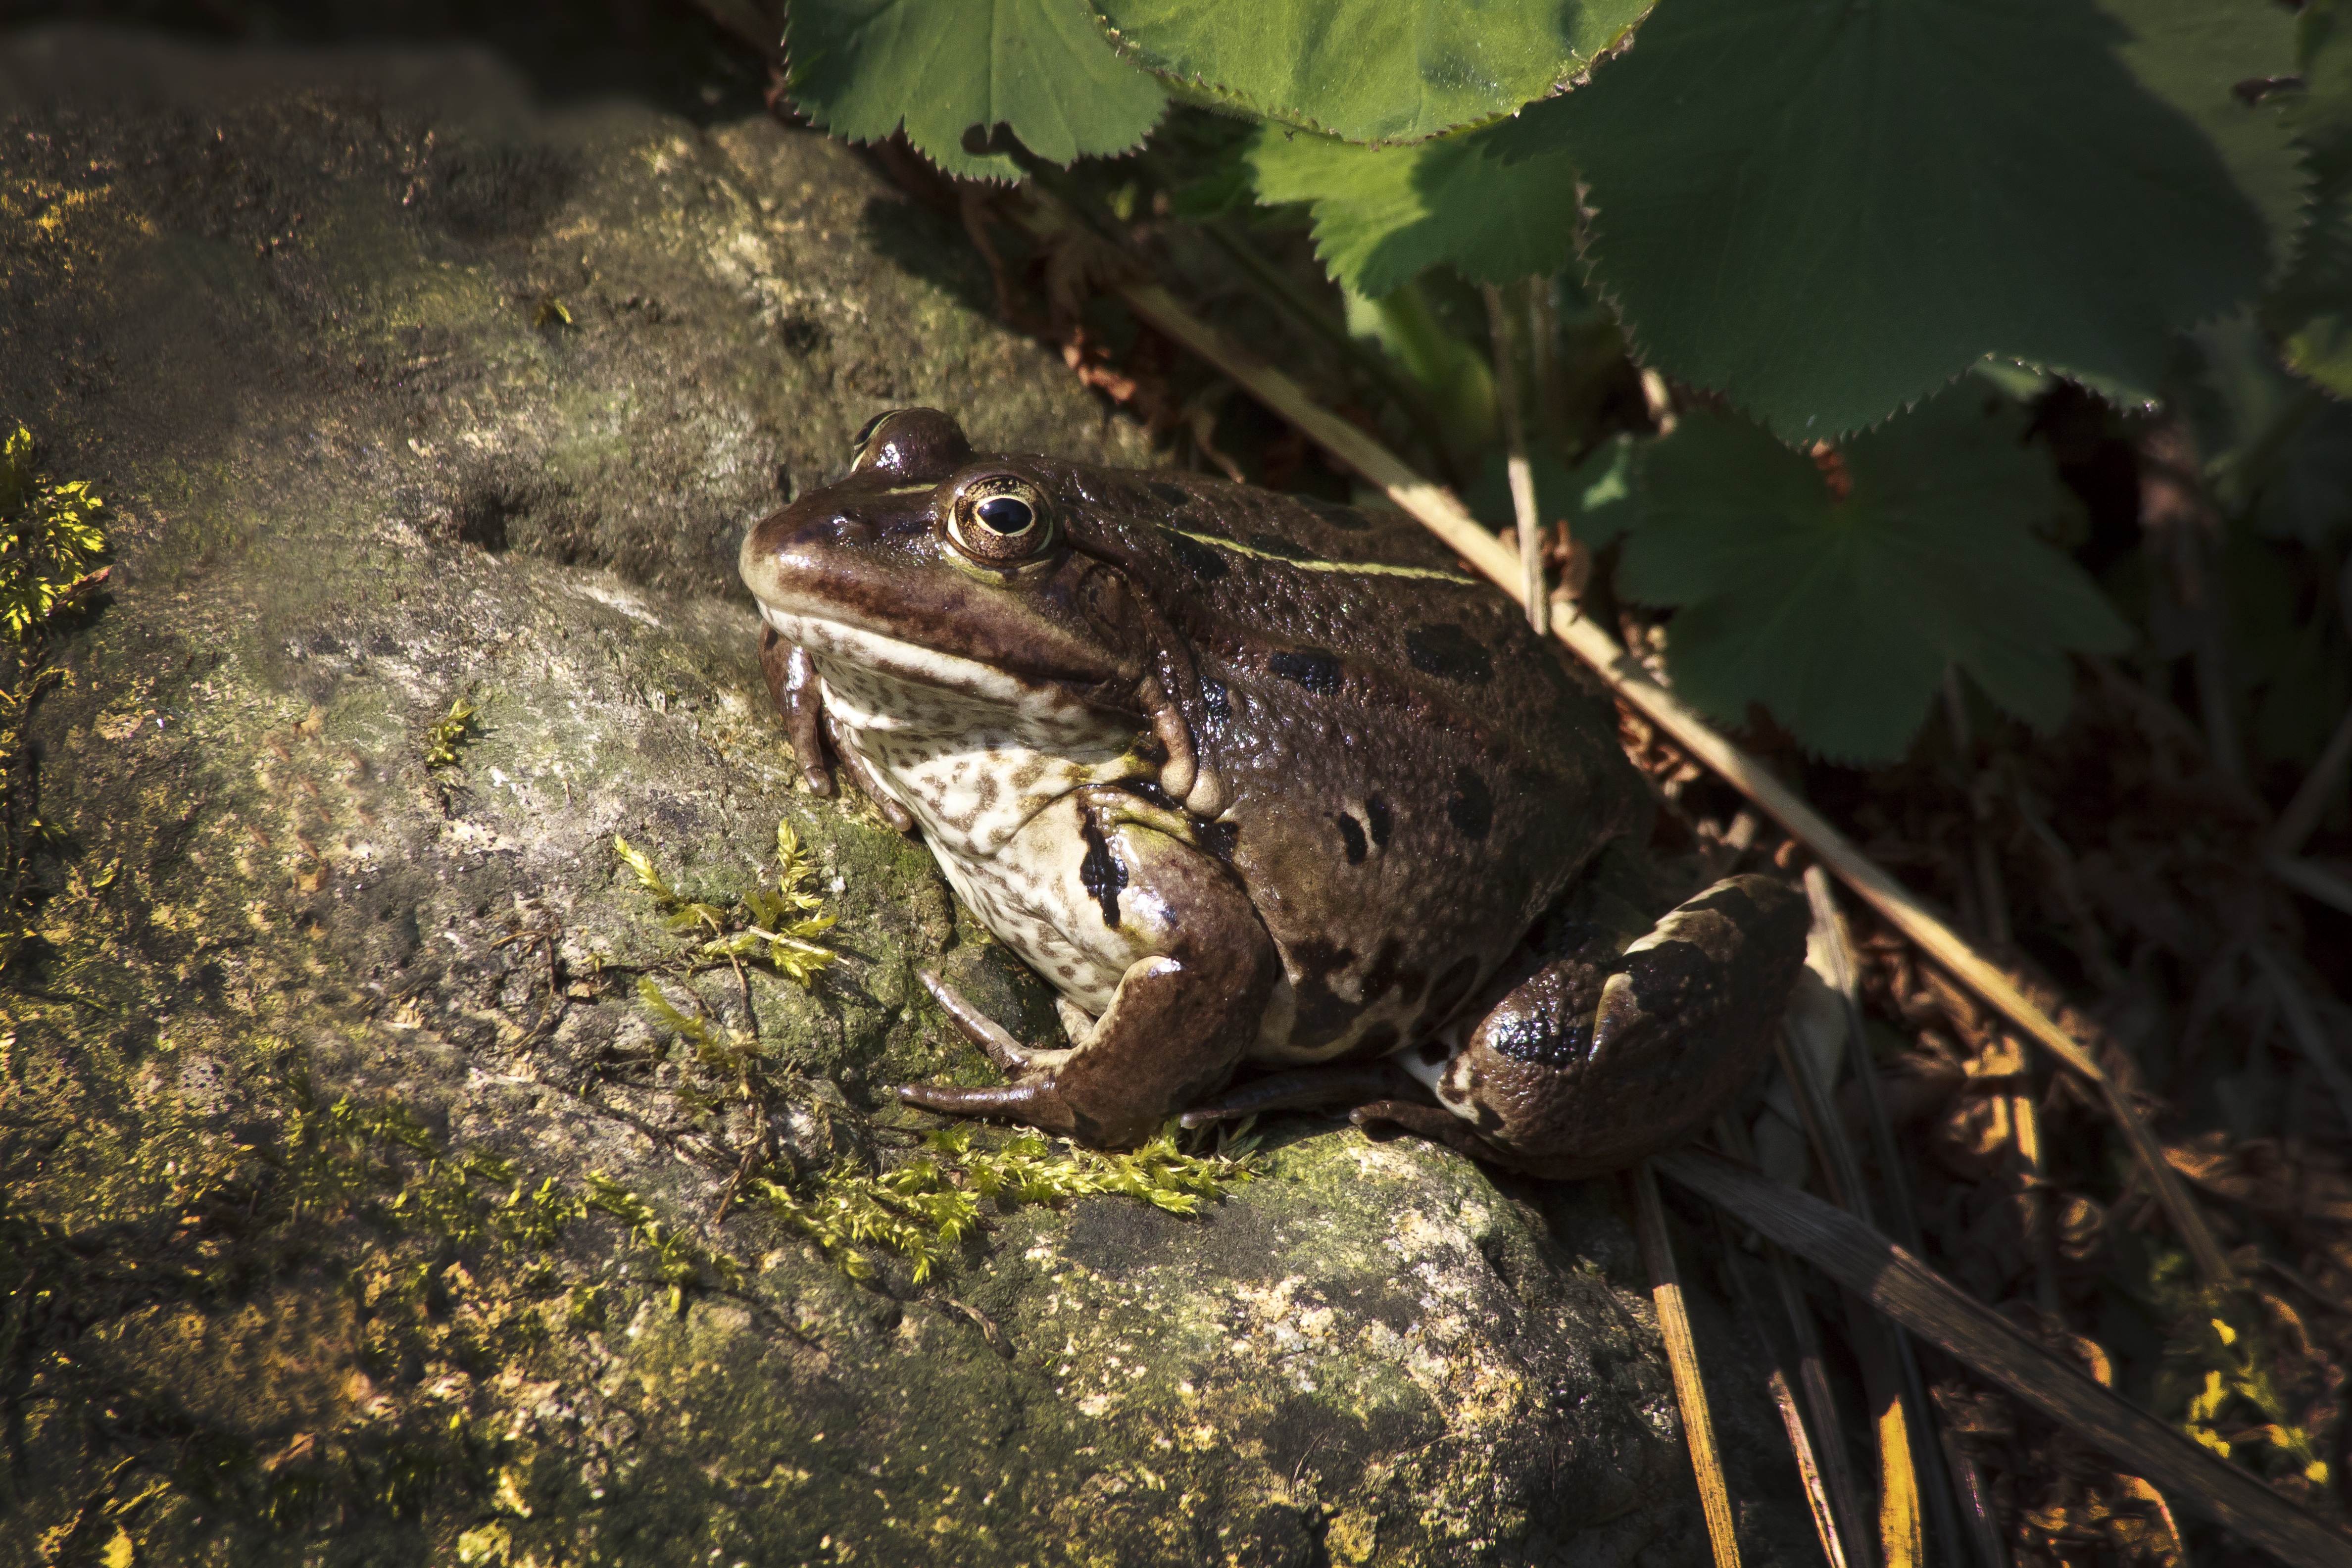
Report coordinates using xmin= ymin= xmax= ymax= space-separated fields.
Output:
xmin=2100 ymin=0 xmax=2306 ymax=278
xmin=1094 ymin=0 xmax=1653 ymax=145
xmin=1248 ymin=122 xmax=1576 ymax=298
xmin=1489 ymin=0 xmax=2277 ymax=439
xmin=1618 ymin=392 xmax=2133 ymax=762
xmin=784 ymin=0 xmax=1168 ymax=181
xmin=2273 ymin=0 xmax=2352 ymax=392
xmin=1467 ymin=434 xmax=1640 ymax=548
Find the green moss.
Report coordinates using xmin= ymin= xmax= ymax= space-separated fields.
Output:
xmin=605 ymin=831 xmax=1259 ymax=1284
xmin=580 ymin=1174 xmax=744 ymax=1314
xmin=618 ymin=821 xmax=840 ymax=987
xmin=751 ymin=1123 xmax=1260 ymax=1283
xmin=0 ymin=425 xmax=105 ymax=639
xmin=0 ymin=422 xmax=108 ymax=980
xmin=422 ymin=695 xmax=483 ymax=769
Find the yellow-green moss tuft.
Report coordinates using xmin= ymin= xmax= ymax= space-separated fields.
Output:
xmin=0 ymin=424 xmax=105 ymax=639
xmin=751 ymin=1124 xmax=1259 ymax=1283
xmin=422 ymin=694 xmax=482 ymax=768
xmin=0 ymin=422 xmax=107 ymax=974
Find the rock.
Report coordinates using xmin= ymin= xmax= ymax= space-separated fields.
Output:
xmin=0 ymin=26 xmax=1815 ymax=1567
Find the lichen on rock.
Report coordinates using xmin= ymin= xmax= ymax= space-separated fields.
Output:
xmin=0 ymin=26 xmax=1814 ymax=1567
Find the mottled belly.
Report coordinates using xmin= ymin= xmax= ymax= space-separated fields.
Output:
xmin=923 ymin=794 xmax=1149 ymax=1019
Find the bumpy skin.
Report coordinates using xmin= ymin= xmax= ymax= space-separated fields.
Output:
xmin=739 ymin=409 xmax=1805 ymax=1170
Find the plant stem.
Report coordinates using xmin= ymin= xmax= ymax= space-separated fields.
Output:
xmin=2143 ymin=419 xmax=2249 ymax=795
xmin=1483 ymin=279 xmax=1549 ymax=636
xmin=1194 ymin=221 xmax=1455 ymax=460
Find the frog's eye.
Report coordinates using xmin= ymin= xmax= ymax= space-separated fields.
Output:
xmin=945 ymin=476 xmax=1057 ymax=564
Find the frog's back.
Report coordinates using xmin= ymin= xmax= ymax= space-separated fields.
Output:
xmin=1042 ymin=460 xmax=1650 ymax=1062
xmin=1043 ymin=464 xmax=1583 ymax=732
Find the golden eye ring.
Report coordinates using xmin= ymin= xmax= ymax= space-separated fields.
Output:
xmin=944 ymin=475 xmax=1056 ymax=564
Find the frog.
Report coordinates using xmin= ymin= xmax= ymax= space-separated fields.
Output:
xmin=739 ymin=408 xmax=1809 ymax=1178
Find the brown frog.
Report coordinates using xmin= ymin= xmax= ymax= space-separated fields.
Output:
xmin=739 ymin=409 xmax=1806 ymax=1176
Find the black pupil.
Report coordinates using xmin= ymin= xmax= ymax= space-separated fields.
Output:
xmin=976 ymin=496 xmax=1034 ymax=535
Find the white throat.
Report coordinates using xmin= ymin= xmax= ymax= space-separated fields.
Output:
xmin=763 ymin=607 xmax=1138 ymax=859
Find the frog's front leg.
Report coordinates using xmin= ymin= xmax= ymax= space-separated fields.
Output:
xmin=898 ymin=792 xmax=1279 ymax=1148
xmin=1381 ymin=874 xmax=1809 ymax=1178
xmin=758 ymin=626 xmax=916 ymax=833
xmin=758 ymin=626 xmax=829 ymax=793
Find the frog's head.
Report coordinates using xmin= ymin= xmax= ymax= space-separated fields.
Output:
xmin=740 ymin=409 xmax=1146 ymax=714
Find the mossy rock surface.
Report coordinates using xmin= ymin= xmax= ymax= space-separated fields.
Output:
xmin=0 ymin=27 xmax=1814 ymax=1567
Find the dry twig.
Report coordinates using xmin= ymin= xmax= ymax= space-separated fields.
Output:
xmin=1661 ymin=1148 xmax=2352 ymax=1568
xmin=1632 ymin=1159 xmax=1743 ymax=1568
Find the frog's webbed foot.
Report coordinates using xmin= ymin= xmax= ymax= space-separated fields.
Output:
xmin=1349 ymin=1099 xmax=1522 ymax=1167
xmin=901 ymin=969 xmax=1090 ymax=1134
xmin=900 ymin=956 xmax=1236 ymax=1147
xmin=1181 ymin=1068 xmax=1538 ymax=1173
xmin=828 ymin=716 xmax=917 ymax=835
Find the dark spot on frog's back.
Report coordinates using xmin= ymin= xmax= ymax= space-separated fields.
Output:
xmin=1446 ymin=768 xmax=1493 ymax=840
xmin=1405 ymin=623 xmax=1493 ymax=686
xmin=1364 ymin=795 xmax=1392 ymax=848
xmin=1286 ymin=939 xmax=1361 ymax=1048
xmin=1147 ymin=480 xmax=1192 ymax=508
xmin=1162 ymin=530 xmax=1228 ymax=583
xmin=1333 ymin=812 xmax=1368 ymax=864
xmin=1268 ymin=648 xmax=1343 ymax=695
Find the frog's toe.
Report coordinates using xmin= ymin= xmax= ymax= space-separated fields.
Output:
xmin=826 ymin=729 xmax=914 ymax=833
xmin=918 ymin=969 xmax=1072 ymax=1074
xmin=898 ymin=1077 xmax=1080 ymax=1139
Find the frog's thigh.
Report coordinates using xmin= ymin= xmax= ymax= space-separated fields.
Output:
xmin=1046 ymin=822 xmax=1281 ymax=1147
xmin=1436 ymin=874 xmax=1808 ymax=1177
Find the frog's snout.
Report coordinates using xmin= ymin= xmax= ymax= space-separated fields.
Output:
xmin=740 ymin=493 xmax=909 ymax=617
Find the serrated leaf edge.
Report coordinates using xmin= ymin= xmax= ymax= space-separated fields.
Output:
xmin=1090 ymin=5 xmax=1637 ymax=148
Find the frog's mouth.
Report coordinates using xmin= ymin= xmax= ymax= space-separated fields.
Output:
xmin=757 ymin=601 xmax=1115 ymax=730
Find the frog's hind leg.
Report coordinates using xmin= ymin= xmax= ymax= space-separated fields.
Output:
xmin=1425 ymin=874 xmax=1809 ymax=1179
xmin=1348 ymin=1099 xmax=1520 ymax=1165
